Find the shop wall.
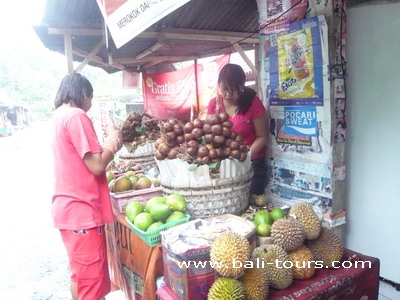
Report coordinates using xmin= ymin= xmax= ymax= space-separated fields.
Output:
xmin=345 ymin=3 xmax=400 ymax=283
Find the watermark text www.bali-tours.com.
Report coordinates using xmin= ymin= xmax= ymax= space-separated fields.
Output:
xmin=177 ymin=259 xmax=372 ymax=270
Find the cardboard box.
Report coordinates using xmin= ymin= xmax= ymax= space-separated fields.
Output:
xmin=161 ymin=215 xmax=256 ymax=300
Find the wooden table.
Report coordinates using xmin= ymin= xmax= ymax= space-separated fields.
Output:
xmin=106 ymin=204 xmax=164 ymax=300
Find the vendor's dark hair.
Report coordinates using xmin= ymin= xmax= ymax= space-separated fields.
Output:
xmin=218 ymin=63 xmax=256 ymax=114
xmin=54 ymin=73 xmax=93 ymax=109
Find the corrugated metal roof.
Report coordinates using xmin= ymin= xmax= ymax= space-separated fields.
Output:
xmin=34 ymin=0 xmax=260 ymax=73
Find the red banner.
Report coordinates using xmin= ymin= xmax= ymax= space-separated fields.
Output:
xmin=197 ymin=54 xmax=231 ymax=115
xmin=143 ymin=65 xmax=196 ymax=121
xmin=142 ymin=54 xmax=230 ymax=121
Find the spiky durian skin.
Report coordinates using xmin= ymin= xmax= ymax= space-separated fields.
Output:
xmin=306 ymin=227 xmax=344 ymax=268
xmin=207 ymin=277 xmax=245 ymax=300
xmin=251 ymin=244 xmax=293 ymax=290
xmin=240 ymin=265 xmax=269 ymax=300
xmin=271 ymin=217 xmax=305 ymax=252
xmin=289 ymin=202 xmax=321 ymax=240
xmin=288 ymin=245 xmax=316 ymax=280
xmin=210 ymin=232 xmax=250 ymax=278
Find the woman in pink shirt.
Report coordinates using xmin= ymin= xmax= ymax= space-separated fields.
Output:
xmin=52 ymin=73 xmax=122 ymax=300
xmin=207 ymin=64 xmax=268 ymax=196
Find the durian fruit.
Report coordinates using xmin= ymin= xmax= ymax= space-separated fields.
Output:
xmin=207 ymin=277 xmax=245 ymax=300
xmin=288 ymin=245 xmax=316 ymax=280
xmin=252 ymin=244 xmax=293 ymax=290
xmin=210 ymin=232 xmax=250 ymax=278
xmin=289 ymin=202 xmax=321 ymax=240
xmin=306 ymin=227 xmax=344 ymax=268
xmin=240 ymin=264 xmax=269 ymax=300
xmin=270 ymin=217 xmax=305 ymax=252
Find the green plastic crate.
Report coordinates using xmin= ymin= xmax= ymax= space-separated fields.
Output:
xmin=125 ymin=214 xmax=190 ymax=247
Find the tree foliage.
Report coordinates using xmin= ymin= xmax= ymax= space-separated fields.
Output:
xmin=0 ymin=37 xmax=123 ymax=121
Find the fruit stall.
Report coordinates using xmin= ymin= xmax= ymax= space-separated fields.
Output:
xmin=104 ymin=112 xmax=380 ymax=300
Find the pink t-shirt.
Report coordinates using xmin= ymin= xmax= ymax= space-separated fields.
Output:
xmin=51 ymin=106 xmax=114 ymax=230
xmin=207 ymin=96 xmax=266 ymax=160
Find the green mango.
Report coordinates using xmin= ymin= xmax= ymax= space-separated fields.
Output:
xmin=150 ymin=203 xmax=172 ymax=221
xmin=146 ymin=221 xmax=164 ymax=232
xmin=165 ymin=193 xmax=187 ymax=212
xmin=145 ymin=196 xmax=166 ymax=212
xmin=165 ymin=211 xmax=186 ymax=223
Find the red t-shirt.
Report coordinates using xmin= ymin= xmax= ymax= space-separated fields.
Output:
xmin=207 ymin=96 xmax=266 ymax=160
xmin=51 ymin=106 xmax=114 ymax=230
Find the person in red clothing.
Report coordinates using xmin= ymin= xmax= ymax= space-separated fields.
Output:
xmin=207 ymin=64 xmax=268 ymax=195
xmin=51 ymin=73 xmax=122 ymax=300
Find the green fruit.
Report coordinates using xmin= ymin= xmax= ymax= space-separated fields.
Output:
xmin=136 ymin=177 xmax=152 ymax=190
xmin=130 ymin=176 xmax=139 ymax=189
xmin=256 ymin=223 xmax=271 ymax=237
xmin=125 ymin=170 xmax=135 ymax=177
xmin=145 ymin=196 xmax=167 ymax=212
xmin=146 ymin=221 xmax=164 ymax=232
xmin=133 ymin=212 xmax=154 ymax=231
xmin=166 ymin=193 xmax=187 ymax=212
xmin=254 ymin=210 xmax=273 ymax=225
xmin=108 ymin=179 xmax=115 ymax=192
xmin=150 ymin=203 xmax=172 ymax=221
xmin=270 ymin=207 xmax=286 ymax=221
xmin=106 ymin=171 xmax=115 ymax=183
xmin=114 ymin=175 xmax=132 ymax=192
xmin=125 ymin=201 xmax=144 ymax=222
xmin=165 ymin=211 xmax=186 ymax=223
xmin=152 ymin=177 xmax=161 ymax=187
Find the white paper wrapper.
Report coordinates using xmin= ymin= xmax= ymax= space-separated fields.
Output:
xmin=120 ymin=142 xmax=156 ymax=158
xmin=156 ymin=151 xmax=252 ymax=183
xmin=161 ymin=214 xmax=255 ymax=255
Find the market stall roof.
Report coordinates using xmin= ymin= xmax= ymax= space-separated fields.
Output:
xmin=34 ymin=0 xmax=261 ymax=74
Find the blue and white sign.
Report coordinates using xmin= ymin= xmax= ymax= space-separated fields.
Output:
xmin=284 ymin=106 xmax=317 ymax=136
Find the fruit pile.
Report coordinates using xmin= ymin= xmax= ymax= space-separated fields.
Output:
xmin=206 ymin=202 xmax=345 ymax=298
xmin=107 ymin=170 xmax=160 ymax=193
xmin=154 ymin=113 xmax=249 ymax=165
xmin=253 ymin=206 xmax=286 ymax=238
xmin=125 ymin=193 xmax=187 ymax=232
xmin=121 ymin=112 xmax=161 ymax=146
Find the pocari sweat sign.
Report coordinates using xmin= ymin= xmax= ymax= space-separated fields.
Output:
xmin=284 ymin=106 xmax=317 ymax=136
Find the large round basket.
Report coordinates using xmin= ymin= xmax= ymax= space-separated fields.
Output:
xmin=118 ymin=153 xmax=157 ymax=171
xmin=160 ymin=171 xmax=253 ymax=218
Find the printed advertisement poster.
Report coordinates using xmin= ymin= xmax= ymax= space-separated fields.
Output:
xmin=268 ymin=105 xmax=331 ymax=164
xmin=96 ymin=0 xmax=191 ymax=48
xmin=143 ymin=65 xmax=195 ymax=121
xmin=197 ymin=54 xmax=231 ymax=115
xmin=269 ymin=16 xmax=325 ymax=106
xmin=257 ymin=0 xmax=308 ymax=35
xmin=284 ymin=106 xmax=317 ymax=136
xmin=142 ymin=55 xmax=229 ymax=121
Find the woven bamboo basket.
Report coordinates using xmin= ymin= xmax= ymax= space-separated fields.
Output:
xmin=160 ymin=171 xmax=253 ymax=218
xmin=118 ymin=153 xmax=157 ymax=171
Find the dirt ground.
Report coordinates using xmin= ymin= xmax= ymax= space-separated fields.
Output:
xmin=0 ymin=122 xmax=124 ymax=299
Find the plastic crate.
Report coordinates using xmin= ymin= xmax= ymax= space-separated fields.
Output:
xmin=110 ymin=187 xmax=162 ymax=213
xmin=125 ymin=214 xmax=190 ymax=247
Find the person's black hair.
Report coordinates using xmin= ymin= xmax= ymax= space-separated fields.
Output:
xmin=218 ymin=64 xmax=256 ymax=114
xmin=54 ymin=73 xmax=93 ymax=109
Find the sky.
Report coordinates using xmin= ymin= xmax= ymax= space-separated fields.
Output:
xmin=0 ymin=0 xmax=46 ymax=46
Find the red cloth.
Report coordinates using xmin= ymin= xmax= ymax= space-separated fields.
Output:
xmin=60 ymin=226 xmax=111 ymax=299
xmin=52 ymin=106 xmax=114 ymax=229
xmin=157 ymin=249 xmax=380 ymax=300
xmin=269 ymin=248 xmax=380 ymax=300
xmin=207 ymin=96 xmax=266 ymax=159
